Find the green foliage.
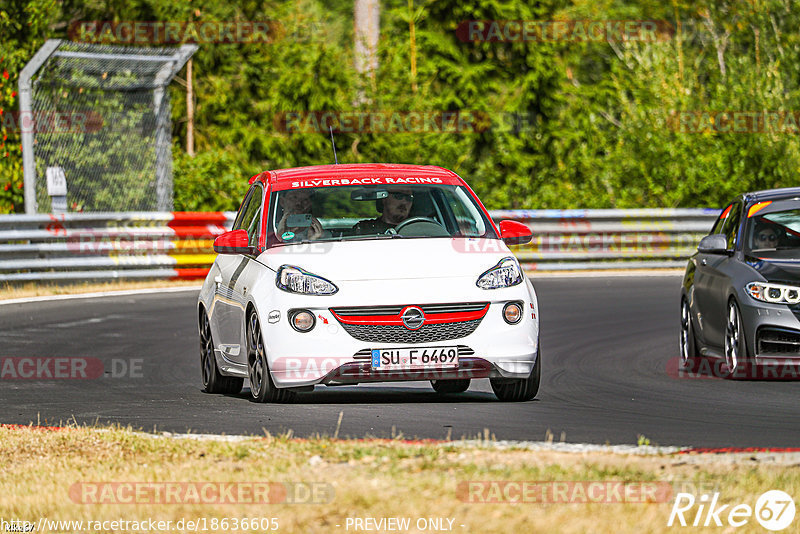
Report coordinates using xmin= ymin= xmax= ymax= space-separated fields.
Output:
xmin=173 ymin=148 xmax=249 ymax=212
xmin=2 ymin=0 xmax=800 ymax=213
xmin=0 ymin=0 xmax=58 ymax=212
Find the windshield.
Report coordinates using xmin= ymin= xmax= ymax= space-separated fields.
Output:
xmin=265 ymin=184 xmax=497 ymax=247
xmin=746 ymin=208 xmax=800 ymax=257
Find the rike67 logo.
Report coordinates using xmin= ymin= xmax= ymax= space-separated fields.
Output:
xmin=668 ymin=490 xmax=795 ymax=531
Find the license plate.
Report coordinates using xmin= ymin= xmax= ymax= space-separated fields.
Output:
xmin=370 ymin=346 xmax=459 ymax=370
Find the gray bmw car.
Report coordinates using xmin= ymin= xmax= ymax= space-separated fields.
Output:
xmin=681 ymin=187 xmax=800 ymax=378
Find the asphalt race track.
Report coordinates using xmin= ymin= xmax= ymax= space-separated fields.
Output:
xmin=2 ymin=275 xmax=799 ymax=448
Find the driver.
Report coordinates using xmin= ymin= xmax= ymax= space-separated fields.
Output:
xmin=353 ymin=186 xmax=414 ymax=234
xmin=752 ymin=223 xmax=780 ymax=249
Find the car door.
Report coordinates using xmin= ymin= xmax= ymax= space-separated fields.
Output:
xmin=694 ymin=201 xmax=742 ymax=350
xmin=214 ymin=183 xmax=264 ymax=364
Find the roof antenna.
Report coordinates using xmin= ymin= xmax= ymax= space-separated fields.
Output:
xmin=329 ymin=125 xmax=339 ymax=164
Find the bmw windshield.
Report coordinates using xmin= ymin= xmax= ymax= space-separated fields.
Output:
xmin=746 ymin=204 xmax=800 ymax=259
xmin=265 ymin=184 xmax=498 ymax=247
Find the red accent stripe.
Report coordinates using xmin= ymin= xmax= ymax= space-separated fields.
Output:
xmin=330 ymin=304 xmax=489 ymax=326
xmin=172 ymin=268 xmax=210 ymax=279
xmin=1 ymin=424 xmax=68 ymax=431
xmin=679 ymin=447 xmax=800 ymax=454
xmin=330 ymin=312 xmax=404 ymax=325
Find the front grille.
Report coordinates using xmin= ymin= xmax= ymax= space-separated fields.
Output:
xmin=341 ymin=318 xmax=483 ymax=344
xmin=757 ymin=327 xmax=800 ymax=356
xmin=331 ymin=302 xmax=488 ymax=316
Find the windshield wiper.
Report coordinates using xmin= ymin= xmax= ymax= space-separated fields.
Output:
xmin=338 ymin=233 xmax=406 ymax=241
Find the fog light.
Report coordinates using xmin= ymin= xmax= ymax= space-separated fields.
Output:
xmin=503 ymin=302 xmax=523 ymax=324
xmin=290 ymin=310 xmax=315 ymax=332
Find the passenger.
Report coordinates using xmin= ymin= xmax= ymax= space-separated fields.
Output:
xmin=353 ymin=186 xmax=414 ymax=234
xmin=276 ymin=189 xmax=325 ymax=241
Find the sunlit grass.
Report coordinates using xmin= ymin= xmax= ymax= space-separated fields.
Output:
xmin=1 ymin=424 xmax=796 ymax=533
xmin=0 ymin=280 xmax=200 ymax=300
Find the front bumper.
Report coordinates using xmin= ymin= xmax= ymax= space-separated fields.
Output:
xmin=740 ymin=300 xmax=800 ymax=366
xmin=320 ymin=356 xmax=495 ymax=385
xmin=264 ymin=302 xmax=538 ymax=388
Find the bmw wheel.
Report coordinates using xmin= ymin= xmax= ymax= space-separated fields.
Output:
xmin=199 ymin=308 xmax=243 ymax=395
xmin=724 ymin=299 xmax=750 ymax=379
xmin=679 ymin=298 xmax=700 ymax=372
xmin=490 ymin=348 xmax=541 ymax=402
xmin=431 ymin=379 xmax=470 ymax=393
xmin=247 ymin=309 xmax=295 ymax=403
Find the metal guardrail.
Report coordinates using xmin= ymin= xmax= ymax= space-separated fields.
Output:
xmin=0 ymin=209 xmax=719 ymax=282
xmin=502 ymin=208 xmax=719 ymax=271
xmin=0 ymin=212 xmax=232 ymax=282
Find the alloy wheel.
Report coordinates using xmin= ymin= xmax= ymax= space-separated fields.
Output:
xmin=724 ymin=300 xmax=743 ymax=375
xmin=200 ymin=312 xmax=214 ymax=387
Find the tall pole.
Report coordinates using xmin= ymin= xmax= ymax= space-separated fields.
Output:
xmin=354 ymin=0 xmax=380 ymax=88
xmin=408 ymin=0 xmax=417 ymax=92
xmin=19 ymin=39 xmax=62 ymax=213
xmin=186 ymin=59 xmax=194 ymax=157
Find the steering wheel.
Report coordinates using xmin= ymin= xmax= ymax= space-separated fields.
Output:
xmin=395 ymin=217 xmax=444 ymax=232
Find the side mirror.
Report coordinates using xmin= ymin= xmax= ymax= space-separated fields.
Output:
xmin=213 ymin=229 xmax=253 ymax=255
xmin=499 ymin=220 xmax=533 ymax=246
xmin=697 ymin=233 xmax=729 ymax=254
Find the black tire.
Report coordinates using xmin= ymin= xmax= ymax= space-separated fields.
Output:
xmin=679 ymin=297 xmax=701 ymax=372
xmin=724 ymin=299 xmax=751 ymax=379
xmin=490 ymin=349 xmax=541 ymax=402
xmin=431 ymin=379 xmax=471 ymax=393
xmin=199 ymin=308 xmax=243 ymax=395
xmin=247 ymin=309 xmax=295 ymax=403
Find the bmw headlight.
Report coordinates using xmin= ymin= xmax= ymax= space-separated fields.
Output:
xmin=276 ymin=265 xmax=338 ymax=295
xmin=477 ymin=257 xmax=523 ymax=289
xmin=746 ymin=282 xmax=800 ymax=304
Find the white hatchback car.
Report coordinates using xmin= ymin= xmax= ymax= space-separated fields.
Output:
xmin=198 ymin=164 xmax=540 ymax=402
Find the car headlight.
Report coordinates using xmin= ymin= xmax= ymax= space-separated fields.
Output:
xmin=276 ymin=265 xmax=338 ymax=295
xmin=476 ymin=257 xmax=523 ymax=289
xmin=745 ymin=282 xmax=800 ymax=304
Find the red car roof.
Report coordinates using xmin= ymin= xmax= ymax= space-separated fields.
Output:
xmin=249 ymin=163 xmax=464 ymax=189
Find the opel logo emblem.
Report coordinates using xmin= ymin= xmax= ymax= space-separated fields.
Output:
xmin=401 ymin=306 xmax=425 ymax=330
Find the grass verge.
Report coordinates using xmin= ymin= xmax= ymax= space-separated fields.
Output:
xmin=1 ymin=425 xmax=797 ymax=533
xmin=0 ymin=280 xmax=200 ymax=300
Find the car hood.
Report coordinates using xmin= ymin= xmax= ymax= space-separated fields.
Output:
xmin=257 ymin=238 xmax=514 ymax=281
xmin=744 ymin=254 xmax=800 ymax=282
